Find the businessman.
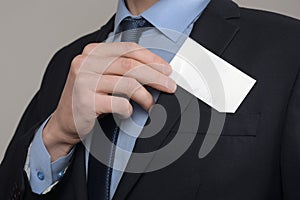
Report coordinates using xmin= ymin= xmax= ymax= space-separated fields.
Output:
xmin=1 ymin=0 xmax=300 ymax=199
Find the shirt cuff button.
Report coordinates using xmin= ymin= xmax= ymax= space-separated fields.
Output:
xmin=57 ymin=171 xmax=64 ymax=179
xmin=37 ymin=171 xmax=45 ymax=181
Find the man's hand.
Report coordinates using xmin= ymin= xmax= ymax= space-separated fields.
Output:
xmin=42 ymin=42 xmax=176 ymax=161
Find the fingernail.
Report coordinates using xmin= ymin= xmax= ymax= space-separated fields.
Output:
xmin=168 ymin=79 xmax=177 ymax=92
xmin=163 ymin=65 xmax=172 ymax=74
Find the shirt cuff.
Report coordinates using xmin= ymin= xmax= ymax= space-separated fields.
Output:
xmin=29 ymin=117 xmax=74 ymax=194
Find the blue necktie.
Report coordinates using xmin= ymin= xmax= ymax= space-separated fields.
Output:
xmin=87 ymin=17 xmax=152 ymax=200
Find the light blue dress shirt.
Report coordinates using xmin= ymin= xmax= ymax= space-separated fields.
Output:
xmin=28 ymin=0 xmax=210 ymax=198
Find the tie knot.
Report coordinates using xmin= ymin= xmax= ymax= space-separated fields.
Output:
xmin=119 ymin=17 xmax=153 ymax=43
xmin=119 ymin=17 xmax=152 ymax=32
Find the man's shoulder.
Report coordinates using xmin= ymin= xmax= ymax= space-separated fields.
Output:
xmin=56 ymin=14 xmax=115 ymax=58
xmin=41 ymin=15 xmax=115 ymax=79
xmin=232 ymin=6 xmax=300 ymax=56
xmin=39 ymin=16 xmax=115 ymax=99
xmin=238 ymin=6 xmax=300 ymax=34
xmin=63 ymin=29 xmax=102 ymax=53
xmin=40 ymin=29 xmax=103 ymax=86
xmin=53 ymin=29 xmax=101 ymax=62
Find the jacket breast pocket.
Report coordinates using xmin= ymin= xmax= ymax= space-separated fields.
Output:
xmin=198 ymin=113 xmax=260 ymax=137
xmin=171 ymin=111 xmax=261 ymax=137
xmin=219 ymin=113 xmax=261 ymax=137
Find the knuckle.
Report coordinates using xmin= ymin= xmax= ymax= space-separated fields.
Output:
xmin=139 ymin=87 xmax=152 ymax=105
xmin=99 ymin=75 xmax=110 ymax=85
xmin=157 ymin=74 xmax=168 ymax=85
xmin=71 ymin=55 xmax=85 ymax=67
xmin=71 ymin=55 xmax=85 ymax=74
xmin=122 ymin=42 xmax=138 ymax=52
xmin=151 ymin=56 xmax=162 ymax=64
xmin=96 ymin=95 xmax=107 ymax=114
xmin=106 ymin=75 xmax=118 ymax=85
xmin=130 ymin=78 xmax=139 ymax=88
xmin=140 ymin=87 xmax=150 ymax=98
xmin=120 ymin=57 xmax=134 ymax=71
xmin=83 ymin=43 xmax=98 ymax=54
xmin=104 ymin=76 xmax=118 ymax=92
xmin=125 ymin=78 xmax=139 ymax=94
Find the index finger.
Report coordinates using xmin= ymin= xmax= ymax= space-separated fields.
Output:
xmin=82 ymin=42 xmax=171 ymax=68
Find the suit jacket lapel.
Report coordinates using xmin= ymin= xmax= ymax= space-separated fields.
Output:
xmin=190 ymin=0 xmax=240 ymax=56
xmin=112 ymin=87 xmax=191 ymax=200
xmin=67 ymin=144 xmax=88 ymax=199
xmin=113 ymin=0 xmax=241 ymax=199
xmin=96 ymin=15 xmax=116 ymax=42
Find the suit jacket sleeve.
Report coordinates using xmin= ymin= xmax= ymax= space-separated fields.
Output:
xmin=281 ymin=67 xmax=300 ymax=199
xmin=0 ymin=47 xmax=70 ymax=200
xmin=0 ymin=23 xmax=110 ymax=198
xmin=0 ymin=91 xmax=43 ymax=200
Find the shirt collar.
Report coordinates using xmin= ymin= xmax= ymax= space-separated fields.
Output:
xmin=114 ymin=0 xmax=210 ymax=42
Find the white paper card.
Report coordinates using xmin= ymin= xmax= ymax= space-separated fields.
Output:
xmin=170 ymin=37 xmax=256 ymax=113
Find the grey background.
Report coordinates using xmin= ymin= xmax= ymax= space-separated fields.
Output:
xmin=0 ymin=0 xmax=299 ymax=162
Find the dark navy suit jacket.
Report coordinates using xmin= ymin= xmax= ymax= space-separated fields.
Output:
xmin=1 ymin=0 xmax=300 ymax=199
